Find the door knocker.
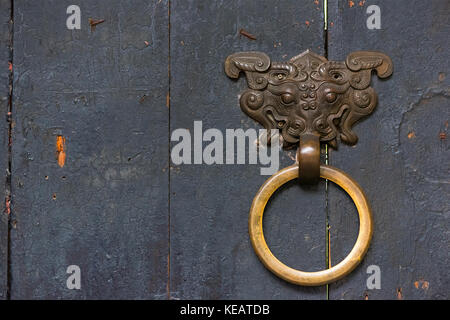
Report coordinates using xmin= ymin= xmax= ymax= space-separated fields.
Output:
xmin=225 ymin=50 xmax=393 ymax=286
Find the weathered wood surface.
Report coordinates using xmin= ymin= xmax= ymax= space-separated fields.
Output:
xmin=10 ymin=0 xmax=169 ymax=299
xmin=1 ymin=0 xmax=448 ymax=300
xmin=169 ymin=0 xmax=327 ymax=299
xmin=327 ymin=0 xmax=449 ymax=299
xmin=0 ymin=0 xmax=11 ymax=300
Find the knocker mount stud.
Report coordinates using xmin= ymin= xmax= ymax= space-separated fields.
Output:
xmin=225 ymin=49 xmax=393 ymax=286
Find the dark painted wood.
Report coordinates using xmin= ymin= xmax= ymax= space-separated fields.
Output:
xmin=328 ymin=0 xmax=449 ymax=299
xmin=4 ymin=0 xmax=446 ymax=300
xmin=10 ymin=0 xmax=169 ymax=299
xmin=169 ymin=0 xmax=327 ymax=299
xmin=0 ymin=0 xmax=11 ymax=300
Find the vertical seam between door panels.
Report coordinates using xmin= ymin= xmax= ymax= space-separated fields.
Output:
xmin=167 ymin=0 xmax=171 ymax=300
xmin=323 ymin=0 xmax=331 ymax=301
xmin=5 ymin=0 xmax=14 ymax=300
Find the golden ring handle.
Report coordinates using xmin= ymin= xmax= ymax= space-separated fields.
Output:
xmin=249 ymin=164 xmax=373 ymax=286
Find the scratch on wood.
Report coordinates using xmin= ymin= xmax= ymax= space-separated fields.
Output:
xmin=89 ymin=18 xmax=105 ymax=31
xmin=239 ymin=29 xmax=257 ymax=40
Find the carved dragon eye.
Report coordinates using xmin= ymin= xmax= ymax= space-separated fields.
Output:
xmin=325 ymin=92 xmax=337 ymax=103
xmin=271 ymin=72 xmax=287 ymax=81
xmin=281 ymin=93 xmax=295 ymax=104
xmin=331 ymin=72 xmax=343 ymax=81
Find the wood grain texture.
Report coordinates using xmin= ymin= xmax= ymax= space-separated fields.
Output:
xmin=0 ymin=0 xmax=11 ymax=300
xmin=10 ymin=0 xmax=169 ymax=299
xmin=169 ymin=0 xmax=327 ymax=299
xmin=327 ymin=0 xmax=449 ymax=299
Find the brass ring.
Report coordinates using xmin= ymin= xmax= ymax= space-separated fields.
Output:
xmin=249 ymin=164 xmax=373 ymax=286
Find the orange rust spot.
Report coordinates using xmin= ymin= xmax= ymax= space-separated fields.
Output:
xmin=56 ymin=135 xmax=66 ymax=167
xmin=8 ymin=62 xmax=12 ymax=72
xmin=166 ymin=93 xmax=170 ymax=108
xmin=408 ymin=132 xmax=416 ymax=139
xmin=330 ymin=22 xmax=334 ymax=27
xmin=314 ymin=0 xmax=319 ymax=5
xmin=359 ymin=0 xmax=365 ymax=6
xmin=439 ymin=131 xmax=446 ymax=140
xmin=414 ymin=281 xmax=419 ymax=289
xmin=305 ymin=20 xmax=310 ymax=26
xmin=349 ymin=1 xmax=355 ymax=7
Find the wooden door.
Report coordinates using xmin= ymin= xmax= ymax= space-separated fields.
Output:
xmin=0 ymin=0 xmax=447 ymax=299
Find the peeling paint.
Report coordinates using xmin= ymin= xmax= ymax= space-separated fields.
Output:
xmin=56 ymin=135 xmax=66 ymax=168
xmin=414 ymin=280 xmax=430 ymax=290
xmin=397 ymin=288 xmax=403 ymax=300
xmin=5 ymin=197 xmax=10 ymax=215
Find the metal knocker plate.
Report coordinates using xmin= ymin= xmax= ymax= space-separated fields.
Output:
xmin=225 ymin=49 xmax=393 ymax=286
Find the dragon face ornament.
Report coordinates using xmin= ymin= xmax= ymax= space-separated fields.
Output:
xmin=225 ymin=50 xmax=393 ymax=148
